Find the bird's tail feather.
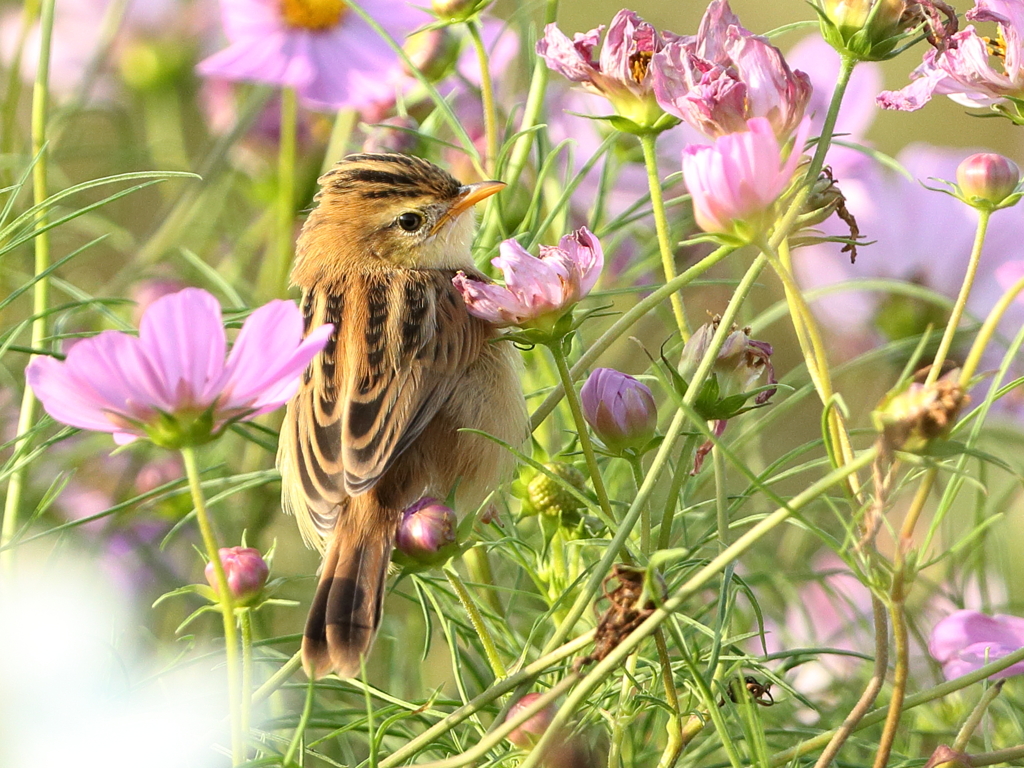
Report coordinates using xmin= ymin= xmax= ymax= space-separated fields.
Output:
xmin=302 ymin=525 xmax=391 ymax=679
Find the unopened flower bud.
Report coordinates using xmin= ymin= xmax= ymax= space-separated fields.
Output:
xmin=403 ymin=28 xmax=460 ymax=82
xmin=680 ymin=321 xmax=777 ymax=404
xmin=526 ymin=462 xmax=587 ymax=518
xmin=506 ymin=692 xmax=555 ymax=749
xmin=923 ymin=746 xmax=972 ymax=768
xmin=395 ymin=497 xmax=458 ymax=565
xmin=580 ymin=368 xmax=657 ymax=454
xmin=432 ymin=0 xmax=489 ymax=22
xmin=206 ymin=547 xmax=269 ymax=604
xmin=957 ymin=153 xmax=1020 ymax=209
xmin=362 ymin=115 xmax=422 ymax=155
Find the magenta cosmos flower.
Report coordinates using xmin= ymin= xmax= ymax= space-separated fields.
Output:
xmin=878 ymin=0 xmax=1024 ymax=116
xmin=682 ymin=116 xmax=811 ymax=238
xmin=453 ymin=227 xmax=604 ymax=329
xmin=26 ymin=288 xmax=332 ymax=448
xmin=929 ymin=609 xmax=1024 ymax=680
xmin=197 ymin=0 xmax=419 ymax=111
xmin=536 ymin=9 xmax=671 ymax=129
xmin=652 ymin=0 xmax=811 ymax=140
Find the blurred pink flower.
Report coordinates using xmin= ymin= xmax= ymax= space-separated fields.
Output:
xmin=26 ymin=288 xmax=332 ymax=448
xmin=453 ymin=228 xmax=604 ymax=328
xmin=130 ymin=278 xmax=186 ymax=324
xmin=505 ymin=692 xmax=556 ymax=749
xmin=652 ymin=0 xmax=811 ymax=139
xmin=997 ymin=259 xmax=1024 ymax=300
xmin=206 ymin=546 xmax=270 ymax=603
xmin=929 ymin=609 xmax=1024 ymax=680
xmin=536 ymin=9 xmax=670 ymax=127
xmin=682 ymin=116 xmax=810 ymax=236
xmin=197 ymin=0 xmax=419 ymax=111
xmin=878 ymin=0 xmax=1024 ymax=113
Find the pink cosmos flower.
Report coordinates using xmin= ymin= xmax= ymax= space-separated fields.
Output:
xmin=197 ymin=0 xmax=419 ymax=111
xmin=536 ymin=9 xmax=670 ymax=127
xmin=878 ymin=0 xmax=1024 ymax=114
xmin=26 ymin=288 xmax=332 ymax=448
xmin=652 ymin=0 xmax=811 ymax=139
xmin=453 ymin=228 xmax=604 ymax=328
xmin=929 ymin=609 xmax=1024 ymax=680
xmin=997 ymin=259 xmax=1024 ymax=301
xmin=682 ymin=116 xmax=811 ymax=236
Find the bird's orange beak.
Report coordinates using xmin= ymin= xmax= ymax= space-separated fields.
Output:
xmin=431 ymin=180 xmax=506 ymax=235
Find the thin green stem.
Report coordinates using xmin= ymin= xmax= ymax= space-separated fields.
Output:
xmin=444 ymin=565 xmax=507 ymax=678
xmin=239 ymin=608 xmax=254 ymax=744
xmin=253 ymin=651 xmax=303 ymax=705
xmin=640 ymin=131 xmax=688 ymax=340
xmin=269 ymin=86 xmax=298 ymax=299
xmin=548 ymin=342 xmax=616 ymax=526
xmin=1 ymin=0 xmax=55 ymax=574
xmin=805 ymin=55 xmax=857 ymax=183
xmin=181 ymin=447 xmax=243 ymax=766
xmin=713 ymin=444 xmax=729 ymax=550
xmin=953 ymin=680 xmax=1003 ymax=751
xmin=654 ymin=629 xmax=685 ymax=768
xmin=960 ymin=272 xmax=1024 ymax=385
xmin=927 ymin=209 xmax=990 ymax=386
xmin=467 ymin=19 xmax=498 ymax=175
xmin=0 ymin=0 xmax=40 ymax=173
xmin=627 ymin=457 xmax=650 ymax=555
xmin=282 ymin=675 xmax=316 ymax=767
xmin=657 ymin=434 xmax=699 ymax=552
xmin=607 ymin=653 xmax=639 ymax=768
xmin=872 ymin=596 xmax=908 ymax=768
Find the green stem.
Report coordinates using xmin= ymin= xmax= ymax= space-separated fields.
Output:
xmin=926 ymin=209 xmax=990 ymax=386
xmin=960 ymin=271 xmax=1024 ymax=385
xmin=607 ymin=653 xmax=639 ymax=768
xmin=657 ymin=434 xmax=699 ymax=551
xmin=531 ymin=246 xmax=734 ymax=431
xmin=282 ymin=675 xmax=316 ymax=767
xmin=953 ymin=680 xmax=1004 ymax=751
xmin=1 ymin=0 xmax=55 ymax=574
xmin=548 ymin=342 xmax=616 ymax=527
xmin=268 ymin=86 xmax=298 ymax=299
xmin=181 ymin=447 xmax=243 ymax=766
xmin=239 ymin=608 xmax=254 ymax=745
xmin=872 ymin=597 xmax=908 ymax=768
xmin=444 ymin=565 xmax=507 ymax=678
xmin=805 ymin=55 xmax=857 ymax=183
xmin=627 ymin=457 xmax=649 ymax=555
xmin=654 ymin=629 xmax=685 ymax=768
xmin=712 ymin=444 xmax=729 ymax=550
xmin=520 ymin=449 xmax=878 ymax=768
xmin=640 ymin=131 xmax=688 ymax=340
xmin=0 ymin=0 xmax=40 ymax=174
xmin=467 ymin=19 xmax=498 ymax=175
xmin=252 ymin=651 xmax=303 ymax=705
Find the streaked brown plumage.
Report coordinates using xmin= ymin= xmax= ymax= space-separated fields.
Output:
xmin=278 ymin=153 xmax=527 ymax=678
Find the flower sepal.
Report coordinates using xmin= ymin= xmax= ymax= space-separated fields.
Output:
xmin=582 ymin=109 xmax=681 ymax=136
xmin=141 ymin=407 xmax=219 ymax=450
xmin=813 ymin=0 xmax=910 ymax=62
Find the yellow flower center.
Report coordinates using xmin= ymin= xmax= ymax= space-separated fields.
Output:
xmin=281 ymin=0 xmax=346 ymax=31
xmin=629 ymin=51 xmax=652 ymax=84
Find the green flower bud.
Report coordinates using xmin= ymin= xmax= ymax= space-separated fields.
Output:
xmin=526 ymin=463 xmax=587 ymax=517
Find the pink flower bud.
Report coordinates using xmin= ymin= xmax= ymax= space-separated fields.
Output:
xmin=402 ymin=28 xmax=460 ymax=82
xmin=205 ymin=547 xmax=269 ymax=604
xmin=956 ymin=153 xmax=1020 ymax=207
xmin=505 ymin=692 xmax=555 ymax=748
xmin=580 ymin=368 xmax=657 ymax=454
xmin=395 ymin=498 xmax=458 ymax=565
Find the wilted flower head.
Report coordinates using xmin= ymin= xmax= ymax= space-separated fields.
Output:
xmin=205 ymin=546 xmax=270 ymax=605
xmin=27 ymin=288 xmax=332 ymax=449
xmin=878 ymin=0 xmax=1024 ymax=118
xmin=453 ymin=227 xmax=603 ymax=332
xmin=956 ymin=152 xmax=1021 ymax=209
xmin=580 ymin=368 xmax=657 ymax=454
xmin=682 ymin=116 xmax=811 ymax=240
xmin=395 ymin=498 xmax=458 ymax=565
xmin=929 ymin=609 xmax=1024 ymax=680
xmin=197 ymin=0 xmax=421 ymax=111
xmin=536 ymin=10 xmax=672 ymax=130
xmin=652 ymin=0 xmax=812 ymax=139
xmin=872 ymin=371 xmax=967 ymax=454
xmin=505 ymin=692 xmax=555 ymax=749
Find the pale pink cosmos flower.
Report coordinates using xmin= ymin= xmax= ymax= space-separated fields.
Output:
xmin=453 ymin=228 xmax=604 ymax=328
xmin=652 ymin=0 xmax=811 ymax=140
xmin=682 ymin=116 xmax=811 ymax=236
xmin=27 ymin=288 xmax=332 ymax=447
xmin=878 ymin=0 xmax=1024 ymax=113
xmin=929 ymin=609 xmax=1024 ymax=680
xmin=197 ymin=0 xmax=419 ymax=111
xmin=535 ymin=9 xmax=671 ymax=127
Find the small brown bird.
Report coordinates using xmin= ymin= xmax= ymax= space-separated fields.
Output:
xmin=278 ymin=153 xmax=527 ymax=678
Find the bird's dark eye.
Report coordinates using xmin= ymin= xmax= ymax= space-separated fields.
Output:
xmin=397 ymin=211 xmax=424 ymax=232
